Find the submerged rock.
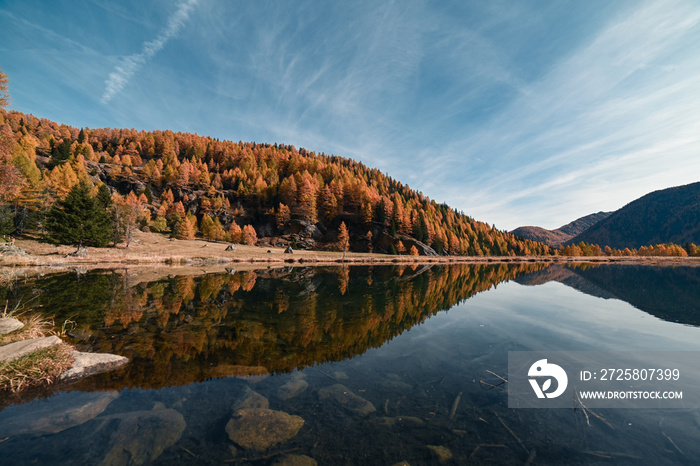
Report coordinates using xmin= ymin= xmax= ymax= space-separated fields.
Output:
xmin=226 ymin=408 xmax=305 ymax=452
xmin=0 ymin=391 xmax=118 ymax=437
xmin=375 ymin=416 xmax=424 ymax=428
xmin=333 ymin=371 xmax=349 ymax=381
xmin=318 ymin=384 xmax=376 ymax=417
xmin=60 ymin=351 xmax=129 ymax=382
xmin=277 ymin=379 xmax=309 ymax=400
xmin=380 ymin=373 xmax=412 ymax=392
xmin=232 ymin=387 xmax=269 ymax=412
xmin=426 ymin=445 xmax=453 ymax=463
xmin=273 ymin=453 xmax=318 ymax=466
xmin=0 ymin=335 xmax=62 ymax=362
xmin=0 ymin=317 xmax=24 ymax=334
xmin=96 ymin=406 xmax=186 ymax=466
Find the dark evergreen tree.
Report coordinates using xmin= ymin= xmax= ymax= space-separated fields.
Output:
xmin=45 ymin=181 xmax=113 ymax=247
xmin=0 ymin=204 xmax=14 ymax=237
xmin=96 ymin=183 xmax=112 ymax=208
xmin=50 ymin=139 xmax=72 ymax=166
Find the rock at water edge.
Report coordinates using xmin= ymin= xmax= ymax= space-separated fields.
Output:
xmin=0 ymin=335 xmax=63 ymax=363
xmin=60 ymin=351 xmax=129 ymax=381
xmin=318 ymin=384 xmax=376 ymax=417
xmin=226 ymin=408 xmax=305 ymax=452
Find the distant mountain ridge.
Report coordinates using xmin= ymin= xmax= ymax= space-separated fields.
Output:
xmin=566 ymin=182 xmax=700 ymax=249
xmin=511 ymin=211 xmax=611 ymax=247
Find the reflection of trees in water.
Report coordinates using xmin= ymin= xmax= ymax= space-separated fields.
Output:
xmin=5 ymin=264 xmax=546 ymax=390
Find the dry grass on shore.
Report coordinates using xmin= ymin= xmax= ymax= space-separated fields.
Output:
xmin=0 ymin=313 xmax=76 ymax=393
xmin=2 ymin=229 xmax=700 ymax=270
xmin=0 ymin=344 xmax=75 ymax=393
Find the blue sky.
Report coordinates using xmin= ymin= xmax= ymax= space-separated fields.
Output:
xmin=2 ymin=0 xmax=700 ymax=230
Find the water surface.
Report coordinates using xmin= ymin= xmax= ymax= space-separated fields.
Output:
xmin=1 ymin=263 xmax=698 ymax=465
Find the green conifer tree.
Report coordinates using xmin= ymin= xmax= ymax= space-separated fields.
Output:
xmin=45 ymin=181 xmax=113 ymax=247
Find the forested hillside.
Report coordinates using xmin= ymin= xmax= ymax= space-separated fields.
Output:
xmin=0 ymin=109 xmax=551 ymax=255
xmin=566 ymin=182 xmax=700 ymax=249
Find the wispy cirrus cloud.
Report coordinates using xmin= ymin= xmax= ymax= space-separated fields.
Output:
xmin=101 ymin=0 xmax=199 ymax=104
xmin=417 ymin=0 xmax=700 ymax=230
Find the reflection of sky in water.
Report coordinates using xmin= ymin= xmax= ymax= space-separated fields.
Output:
xmin=350 ymin=279 xmax=700 ymax=387
xmin=349 ymin=279 xmax=700 ymax=465
xmin=403 ymin=280 xmax=700 ymax=352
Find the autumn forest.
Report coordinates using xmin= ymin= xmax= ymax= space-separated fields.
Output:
xmin=0 ymin=107 xmax=553 ymax=256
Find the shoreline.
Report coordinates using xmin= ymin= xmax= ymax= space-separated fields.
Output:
xmin=2 ymin=231 xmax=700 ymax=273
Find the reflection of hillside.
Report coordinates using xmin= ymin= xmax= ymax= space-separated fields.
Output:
xmin=514 ymin=264 xmax=617 ymax=299
xmin=517 ymin=264 xmax=700 ymax=326
xmin=567 ymin=265 xmax=700 ymax=326
xmin=4 ymin=264 xmax=545 ymax=391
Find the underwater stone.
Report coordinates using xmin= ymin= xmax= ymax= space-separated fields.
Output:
xmin=226 ymin=408 xmax=305 ymax=452
xmin=426 ymin=445 xmax=453 ymax=463
xmin=277 ymin=379 xmax=309 ymax=400
xmin=97 ymin=407 xmax=186 ymax=466
xmin=233 ymin=387 xmax=270 ymax=412
xmin=375 ymin=416 xmax=425 ymax=428
xmin=0 ymin=391 xmax=118 ymax=437
xmin=273 ymin=454 xmax=318 ymax=466
xmin=318 ymin=384 xmax=376 ymax=417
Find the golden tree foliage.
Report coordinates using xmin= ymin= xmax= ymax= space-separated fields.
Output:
xmin=242 ymin=224 xmax=258 ymax=245
xmin=337 ymin=221 xmax=349 ymax=253
xmin=0 ymin=108 xmax=560 ymax=255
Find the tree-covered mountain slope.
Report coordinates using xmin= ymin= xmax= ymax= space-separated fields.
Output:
xmin=0 ymin=109 xmax=551 ymax=256
xmin=566 ymin=182 xmax=700 ymax=249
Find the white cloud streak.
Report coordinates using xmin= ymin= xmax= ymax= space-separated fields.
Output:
xmin=101 ymin=0 xmax=199 ymax=104
xmin=420 ymin=0 xmax=700 ymax=230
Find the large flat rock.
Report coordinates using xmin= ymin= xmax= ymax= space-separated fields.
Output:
xmin=60 ymin=351 xmax=129 ymax=381
xmin=0 ymin=335 xmax=63 ymax=362
xmin=0 ymin=317 xmax=24 ymax=334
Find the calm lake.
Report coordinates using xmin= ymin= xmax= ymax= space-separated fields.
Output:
xmin=1 ymin=263 xmax=699 ymax=465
